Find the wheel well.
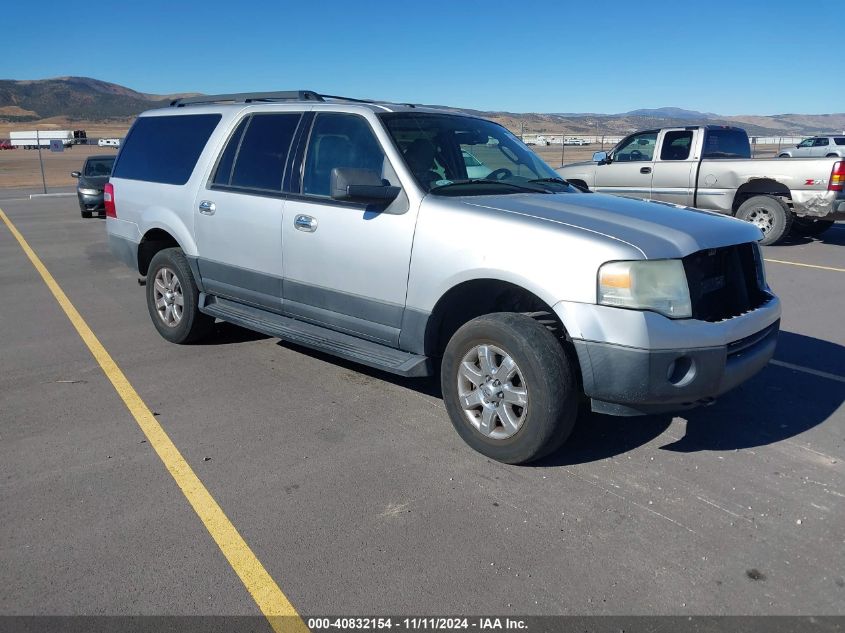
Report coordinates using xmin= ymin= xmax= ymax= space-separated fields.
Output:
xmin=425 ymin=279 xmax=564 ymax=352
xmin=138 ymin=229 xmax=180 ymax=275
xmin=732 ymin=179 xmax=791 ymax=214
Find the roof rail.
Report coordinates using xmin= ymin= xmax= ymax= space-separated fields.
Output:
xmin=169 ymin=91 xmax=324 ymax=107
xmin=168 ymin=90 xmax=417 ymax=109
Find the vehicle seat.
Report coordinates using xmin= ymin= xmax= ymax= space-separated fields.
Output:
xmin=403 ymin=139 xmax=441 ymax=190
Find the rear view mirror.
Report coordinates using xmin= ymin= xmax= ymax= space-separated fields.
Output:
xmin=330 ymin=168 xmax=400 ymax=205
xmin=71 ymin=171 xmax=81 ymax=178
xmin=592 ymin=151 xmax=608 ymax=164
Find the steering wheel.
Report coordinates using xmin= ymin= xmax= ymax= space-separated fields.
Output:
xmin=487 ymin=168 xmax=513 ymax=181
xmin=629 ymin=149 xmax=643 ymax=161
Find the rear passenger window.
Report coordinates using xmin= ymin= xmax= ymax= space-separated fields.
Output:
xmin=660 ymin=131 xmax=693 ymax=161
xmin=835 ymin=138 xmax=845 ymax=146
xmin=229 ymin=113 xmax=301 ymax=191
xmin=814 ymin=138 xmax=829 ymax=146
xmin=112 ymin=114 xmax=221 ymax=185
xmin=302 ymin=113 xmax=390 ymax=197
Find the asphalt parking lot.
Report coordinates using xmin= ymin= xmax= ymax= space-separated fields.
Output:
xmin=1 ymin=193 xmax=844 ymax=622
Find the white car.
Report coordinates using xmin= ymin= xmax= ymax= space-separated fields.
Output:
xmin=98 ymin=138 xmax=121 ymax=148
xmin=778 ymin=136 xmax=845 ymax=158
xmin=564 ymin=138 xmax=590 ymax=146
xmin=461 ymin=149 xmax=489 ymax=179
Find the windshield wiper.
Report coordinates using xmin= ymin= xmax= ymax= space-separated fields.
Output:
xmin=527 ymin=177 xmax=569 ymax=184
xmin=429 ymin=179 xmax=551 ymax=194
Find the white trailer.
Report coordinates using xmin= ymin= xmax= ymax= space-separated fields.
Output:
xmin=10 ymin=130 xmax=75 ymax=149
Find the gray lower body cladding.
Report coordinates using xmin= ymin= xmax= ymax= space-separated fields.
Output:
xmin=575 ymin=320 xmax=779 ymax=416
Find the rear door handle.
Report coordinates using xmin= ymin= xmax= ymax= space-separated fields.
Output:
xmin=198 ymin=200 xmax=216 ymax=215
xmin=640 ymin=167 xmax=652 ymax=174
xmin=294 ymin=214 xmax=317 ymax=232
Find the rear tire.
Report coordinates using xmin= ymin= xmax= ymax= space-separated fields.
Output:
xmin=778 ymin=154 xmax=790 ymax=158
xmin=146 ymin=248 xmax=214 ymax=344
xmin=735 ymin=195 xmax=793 ymax=245
xmin=791 ymin=216 xmax=835 ymax=238
xmin=440 ymin=313 xmax=578 ymax=464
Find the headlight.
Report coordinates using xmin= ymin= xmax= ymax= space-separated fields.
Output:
xmin=78 ymin=187 xmax=100 ymax=195
xmin=598 ymin=259 xmax=692 ymax=318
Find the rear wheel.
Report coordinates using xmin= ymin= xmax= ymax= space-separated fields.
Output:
xmin=826 ymin=153 xmax=838 ymax=158
xmin=778 ymin=154 xmax=790 ymax=158
xmin=791 ymin=216 xmax=835 ymax=238
xmin=146 ymin=248 xmax=214 ymax=344
xmin=441 ymin=313 xmax=578 ymax=464
xmin=735 ymin=195 xmax=793 ymax=245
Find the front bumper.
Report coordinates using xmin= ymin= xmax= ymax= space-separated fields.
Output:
xmin=554 ymin=296 xmax=781 ymax=416
xmin=78 ymin=191 xmax=104 ymax=212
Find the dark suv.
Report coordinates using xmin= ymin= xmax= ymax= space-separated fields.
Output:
xmin=72 ymin=155 xmax=115 ymax=218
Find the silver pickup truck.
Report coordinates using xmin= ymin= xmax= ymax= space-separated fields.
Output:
xmin=557 ymin=125 xmax=845 ymax=244
xmin=106 ymin=93 xmax=781 ymax=464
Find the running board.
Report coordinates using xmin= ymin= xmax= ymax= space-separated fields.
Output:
xmin=200 ymin=295 xmax=432 ymax=377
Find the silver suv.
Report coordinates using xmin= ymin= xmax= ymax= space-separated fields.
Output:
xmin=106 ymin=91 xmax=781 ymax=464
xmin=778 ymin=136 xmax=845 ymax=158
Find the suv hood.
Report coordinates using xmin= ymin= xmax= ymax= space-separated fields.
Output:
xmin=461 ymin=191 xmax=762 ymax=258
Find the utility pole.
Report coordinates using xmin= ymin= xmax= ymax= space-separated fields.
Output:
xmin=36 ymin=130 xmax=47 ymax=194
xmin=560 ymin=131 xmax=565 ymax=167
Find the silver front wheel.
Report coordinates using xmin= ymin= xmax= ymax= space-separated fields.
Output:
xmin=153 ymin=266 xmax=184 ymax=327
xmin=457 ymin=344 xmax=528 ymax=440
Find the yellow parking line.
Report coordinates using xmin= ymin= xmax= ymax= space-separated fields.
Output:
xmin=764 ymin=258 xmax=845 ymax=273
xmin=0 ymin=207 xmax=306 ymax=633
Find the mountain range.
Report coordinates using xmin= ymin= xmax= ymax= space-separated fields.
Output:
xmin=2 ymin=77 xmax=844 ymax=137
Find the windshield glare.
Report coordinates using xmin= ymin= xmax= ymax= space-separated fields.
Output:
xmin=380 ymin=113 xmax=562 ymax=194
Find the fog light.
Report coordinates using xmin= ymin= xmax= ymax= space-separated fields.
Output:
xmin=667 ymin=356 xmax=696 ymax=386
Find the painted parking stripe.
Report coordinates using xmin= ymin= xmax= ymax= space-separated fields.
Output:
xmin=0 ymin=207 xmax=306 ymax=633
xmin=764 ymin=258 xmax=845 ymax=273
xmin=770 ymin=360 xmax=845 ymax=384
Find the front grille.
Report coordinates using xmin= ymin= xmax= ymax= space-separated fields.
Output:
xmin=683 ymin=243 xmax=769 ymax=322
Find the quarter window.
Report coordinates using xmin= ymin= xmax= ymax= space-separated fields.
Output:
xmin=660 ymin=131 xmax=693 ymax=161
xmin=112 ymin=114 xmax=221 ymax=185
xmin=302 ymin=113 xmax=392 ymax=197
xmin=228 ymin=113 xmax=301 ymax=191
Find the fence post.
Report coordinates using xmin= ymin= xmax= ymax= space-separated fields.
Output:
xmin=36 ymin=131 xmax=47 ymax=194
xmin=560 ymin=133 xmax=565 ymax=167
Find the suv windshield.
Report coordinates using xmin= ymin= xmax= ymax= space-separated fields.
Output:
xmin=84 ymin=157 xmax=115 ymax=177
xmin=380 ymin=112 xmax=568 ymax=195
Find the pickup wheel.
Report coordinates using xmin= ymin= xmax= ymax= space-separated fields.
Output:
xmin=778 ymin=154 xmax=790 ymax=158
xmin=791 ymin=216 xmax=835 ymax=238
xmin=735 ymin=195 xmax=793 ymax=245
xmin=146 ymin=247 xmax=214 ymax=344
xmin=441 ymin=313 xmax=578 ymax=464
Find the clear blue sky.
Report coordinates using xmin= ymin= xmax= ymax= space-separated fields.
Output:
xmin=2 ymin=0 xmax=842 ymax=115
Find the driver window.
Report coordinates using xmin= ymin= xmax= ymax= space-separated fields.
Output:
xmin=613 ymin=132 xmax=658 ymax=162
xmin=798 ymin=138 xmax=814 ymax=148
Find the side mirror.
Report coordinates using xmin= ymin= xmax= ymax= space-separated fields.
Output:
xmin=71 ymin=171 xmax=80 ymax=178
xmin=592 ymin=151 xmax=608 ymax=164
xmin=330 ymin=168 xmax=400 ymax=205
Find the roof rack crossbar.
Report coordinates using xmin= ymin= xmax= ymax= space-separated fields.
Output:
xmin=169 ymin=91 xmax=324 ymax=107
xmin=168 ymin=90 xmax=420 ymax=109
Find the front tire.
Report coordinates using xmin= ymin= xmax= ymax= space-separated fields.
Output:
xmin=791 ymin=216 xmax=835 ymax=238
xmin=146 ymin=248 xmax=214 ymax=344
xmin=735 ymin=195 xmax=793 ymax=245
xmin=441 ymin=313 xmax=578 ymax=464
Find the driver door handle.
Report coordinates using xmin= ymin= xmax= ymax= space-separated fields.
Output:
xmin=640 ymin=167 xmax=652 ymax=174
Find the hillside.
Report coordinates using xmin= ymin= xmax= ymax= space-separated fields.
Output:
xmin=1 ymin=77 xmax=843 ymax=136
